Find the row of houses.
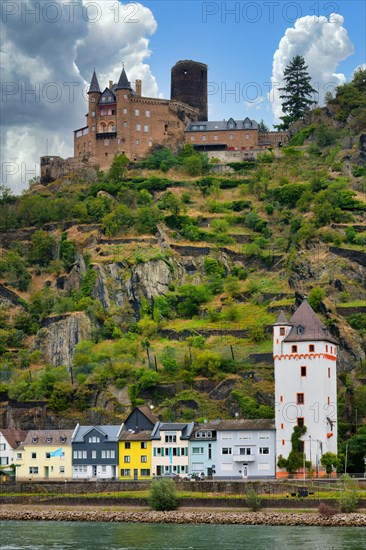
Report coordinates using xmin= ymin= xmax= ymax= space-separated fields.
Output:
xmin=0 ymin=407 xmax=276 ymax=481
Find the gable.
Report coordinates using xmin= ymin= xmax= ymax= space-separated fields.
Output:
xmin=124 ymin=408 xmax=156 ymax=431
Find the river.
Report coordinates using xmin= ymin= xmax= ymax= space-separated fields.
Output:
xmin=1 ymin=521 xmax=365 ymax=550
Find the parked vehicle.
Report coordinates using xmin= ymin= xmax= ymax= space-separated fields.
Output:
xmin=184 ymin=472 xmax=205 ymax=481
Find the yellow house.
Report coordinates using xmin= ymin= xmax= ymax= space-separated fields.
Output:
xmin=118 ymin=406 xmax=159 ymax=480
xmin=119 ymin=432 xmax=152 ymax=480
xmin=15 ymin=430 xmax=73 ymax=480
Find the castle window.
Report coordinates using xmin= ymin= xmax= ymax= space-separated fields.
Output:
xmin=230 ymin=134 xmax=234 ymax=140
xmin=301 ymin=366 xmax=307 ymax=377
xmin=296 ymin=417 xmax=304 ymax=428
xmin=309 ymin=344 xmax=315 ymax=352
xmin=123 ymin=121 xmax=127 ymax=127
xmin=91 ymin=97 xmax=95 ymax=102
xmin=297 ymin=325 xmax=304 ymax=335
xmin=92 ymin=111 xmax=95 ymax=117
xmin=282 ymin=439 xmax=285 ymax=446
xmin=202 ymin=136 xmax=206 ymax=141
xmin=108 ymin=97 xmax=112 ymax=102
xmin=246 ymin=134 xmax=249 ymax=139
xmin=105 ymin=152 xmax=108 ymax=156
xmin=148 ymin=141 xmax=152 ymax=147
xmin=100 ymin=109 xmax=107 ymax=116
xmin=280 ymin=327 xmax=285 ymax=335
xmin=105 ymin=140 xmax=109 ymax=145
xmin=124 ymin=95 xmax=127 ymax=99
xmin=328 ymin=368 xmax=330 ymax=378
xmin=144 ymin=125 xmax=149 ymax=132
xmin=146 ymin=110 xmax=150 ymax=117
xmin=326 ymin=345 xmax=328 ymax=352
xmin=280 ymin=423 xmax=284 ymax=429
xmin=291 ymin=345 xmax=298 ymax=353
xmin=327 ymin=396 xmax=330 ymax=405
xmin=214 ymin=135 xmax=218 ymax=140
xmin=123 ymin=108 xmax=127 ymax=114
xmin=296 ymin=393 xmax=304 ymax=405
xmin=92 ymin=126 xmax=95 ymax=132
xmin=280 ymin=395 xmax=283 ymax=402
xmin=164 ymin=124 xmax=168 ymax=132
xmin=135 ymin=109 xmax=140 ymax=116
xmin=136 ymin=139 xmax=139 ymax=145
xmin=191 ymin=136 xmax=195 ymax=141
xmin=136 ymin=124 xmax=141 ymax=131
xmin=102 ymin=97 xmax=106 ymax=102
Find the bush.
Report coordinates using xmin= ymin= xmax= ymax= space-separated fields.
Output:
xmin=148 ymin=479 xmax=178 ymax=511
xmin=245 ymin=488 xmax=262 ymax=511
xmin=338 ymin=474 xmax=359 ymax=513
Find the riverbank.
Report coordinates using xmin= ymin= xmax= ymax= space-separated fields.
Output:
xmin=0 ymin=506 xmax=365 ymax=527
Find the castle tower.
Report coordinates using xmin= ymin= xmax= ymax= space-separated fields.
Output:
xmin=87 ymin=70 xmax=101 ymax=130
xmin=171 ymin=60 xmax=208 ymax=121
xmin=274 ymin=300 xmax=338 ymax=474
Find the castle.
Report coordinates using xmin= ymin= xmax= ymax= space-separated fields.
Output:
xmin=40 ymin=60 xmax=287 ymax=183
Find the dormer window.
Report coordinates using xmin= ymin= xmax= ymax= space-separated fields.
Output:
xmin=32 ymin=437 xmax=38 ymax=443
xmin=297 ymin=325 xmax=304 ymax=335
xmin=102 ymin=97 xmax=106 ymax=102
xmin=46 ymin=438 xmax=52 ymax=443
xmin=60 ymin=437 xmax=66 ymax=443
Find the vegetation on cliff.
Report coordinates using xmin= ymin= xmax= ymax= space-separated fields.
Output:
xmin=0 ymin=70 xmax=365 ymax=472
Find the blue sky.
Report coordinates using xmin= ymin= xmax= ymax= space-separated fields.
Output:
xmin=143 ymin=0 xmax=365 ymax=125
xmin=1 ymin=0 xmax=365 ymax=192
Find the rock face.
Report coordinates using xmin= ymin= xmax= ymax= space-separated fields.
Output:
xmin=34 ymin=312 xmax=92 ymax=367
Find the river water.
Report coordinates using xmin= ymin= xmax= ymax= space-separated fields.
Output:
xmin=1 ymin=521 xmax=366 ymax=550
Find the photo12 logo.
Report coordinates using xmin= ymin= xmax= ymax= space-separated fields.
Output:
xmin=2 ymin=162 xmax=40 ymax=184
xmin=202 ymin=2 xmax=341 ymax=24
xmin=1 ymin=1 xmax=140 ymax=24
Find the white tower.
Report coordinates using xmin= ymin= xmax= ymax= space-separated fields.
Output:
xmin=274 ymin=300 xmax=337 ymax=474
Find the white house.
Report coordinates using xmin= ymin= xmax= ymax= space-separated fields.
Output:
xmin=151 ymin=422 xmax=195 ymax=477
xmin=0 ymin=429 xmax=27 ymax=470
xmin=274 ymin=299 xmax=338 ymax=473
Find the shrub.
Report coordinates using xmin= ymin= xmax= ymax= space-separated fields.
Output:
xmin=308 ymin=287 xmax=325 ymax=312
xmin=245 ymin=488 xmax=262 ymax=511
xmin=148 ymin=479 xmax=178 ymax=511
xmin=338 ymin=474 xmax=359 ymax=512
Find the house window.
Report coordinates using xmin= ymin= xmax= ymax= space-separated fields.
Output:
xmin=89 ymin=437 xmax=100 ymax=443
xmin=259 ymin=447 xmax=269 ymax=454
xmin=291 ymin=345 xmax=298 ymax=353
xmin=92 ymin=450 xmax=96 ymax=459
xmin=83 ymin=451 xmax=87 ymax=459
xmin=124 ymin=456 xmax=130 ymax=463
xmin=45 ymin=452 xmax=51 ymax=459
xmin=297 ymin=393 xmax=304 ymax=405
xmin=102 ymin=97 xmax=106 ymax=102
xmin=101 ymin=465 xmax=107 ymax=473
xmin=297 ymin=417 xmax=304 ymax=428
xmin=135 ymin=109 xmax=140 ymax=116
xmin=16 ymin=452 xmax=22 ymax=459
xmin=222 ymin=448 xmax=232 ymax=455
xmin=59 ymin=466 xmax=65 ymax=474
xmin=301 ymin=366 xmax=307 ymax=377
xmin=29 ymin=467 xmax=38 ymax=474
xmin=192 ymin=447 xmax=204 ymax=454
xmin=141 ymin=442 xmax=147 ymax=449
xmin=141 ymin=455 xmax=147 ymax=463
xmin=239 ymin=447 xmax=251 ymax=455
xmin=0 ymin=444 xmax=5 ymax=451
xmin=140 ymin=469 xmax=150 ymax=476
xmin=31 ymin=452 xmax=37 ymax=459
xmin=280 ymin=327 xmax=285 ymax=335
xmin=124 ymin=442 xmax=131 ymax=449
xmin=121 ymin=469 xmax=130 ymax=476
xmin=165 ymin=435 xmax=177 ymax=443
xmin=146 ymin=110 xmax=150 ymax=117
xmin=309 ymin=344 xmax=315 ymax=352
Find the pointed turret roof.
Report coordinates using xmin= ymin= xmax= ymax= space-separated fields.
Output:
xmin=274 ymin=310 xmax=291 ymax=325
xmin=283 ymin=299 xmax=337 ymax=343
xmin=88 ymin=70 xmax=101 ymax=94
xmin=115 ymin=66 xmax=132 ymax=90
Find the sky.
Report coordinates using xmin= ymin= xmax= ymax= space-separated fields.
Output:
xmin=1 ymin=0 xmax=365 ymax=194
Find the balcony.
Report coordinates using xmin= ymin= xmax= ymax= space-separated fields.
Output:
xmin=96 ymin=132 xmax=117 ymax=140
xmin=233 ymin=454 xmax=255 ymax=462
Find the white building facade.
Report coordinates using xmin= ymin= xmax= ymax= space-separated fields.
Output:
xmin=151 ymin=422 xmax=194 ymax=477
xmin=0 ymin=430 xmax=27 ymax=469
xmin=274 ymin=300 xmax=338 ymax=473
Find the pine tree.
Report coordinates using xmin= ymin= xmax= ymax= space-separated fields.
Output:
xmin=277 ymin=55 xmax=317 ymax=130
xmin=258 ymin=119 xmax=269 ymax=132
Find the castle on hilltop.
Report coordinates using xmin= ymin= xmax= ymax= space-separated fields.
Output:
xmin=40 ymin=60 xmax=288 ymax=184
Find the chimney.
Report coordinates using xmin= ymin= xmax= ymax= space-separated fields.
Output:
xmin=135 ymin=79 xmax=142 ymax=97
xmin=109 ymin=80 xmax=113 ymax=89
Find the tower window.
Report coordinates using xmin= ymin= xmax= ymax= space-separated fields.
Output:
xmin=328 ymin=368 xmax=330 ymax=378
xmin=146 ymin=110 xmax=150 ymax=117
xmin=297 ymin=325 xmax=304 ymax=335
xmin=309 ymin=344 xmax=315 ymax=352
xmin=301 ymin=366 xmax=307 ymax=377
xmin=135 ymin=109 xmax=140 ymax=116
xmin=280 ymin=423 xmax=284 ymax=429
xmin=297 ymin=417 xmax=304 ymax=428
xmin=91 ymin=97 xmax=95 ymax=102
xmin=296 ymin=393 xmax=304 ymax=405
xmin=282 ymin=439 xmax=285 ymax=446
xmin=280 ymin=327 xmax=285 ymax=335
xmin=291 ymin=345 xmax=298 ymax=353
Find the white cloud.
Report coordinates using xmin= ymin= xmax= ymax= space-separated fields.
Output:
xmin=270 ymin=14 xmax=354 ymax=121
xmin=1 ymin=0 xmax=158 ymax=193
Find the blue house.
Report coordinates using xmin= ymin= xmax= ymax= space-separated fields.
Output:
xmin=188 ymin=421 xmax=219 ymax=478
xmin=71 ymin=424 xmax=121 ymax=480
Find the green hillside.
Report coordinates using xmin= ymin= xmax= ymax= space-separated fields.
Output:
xmin=0 ymin=70 xmax=365 ymax=470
